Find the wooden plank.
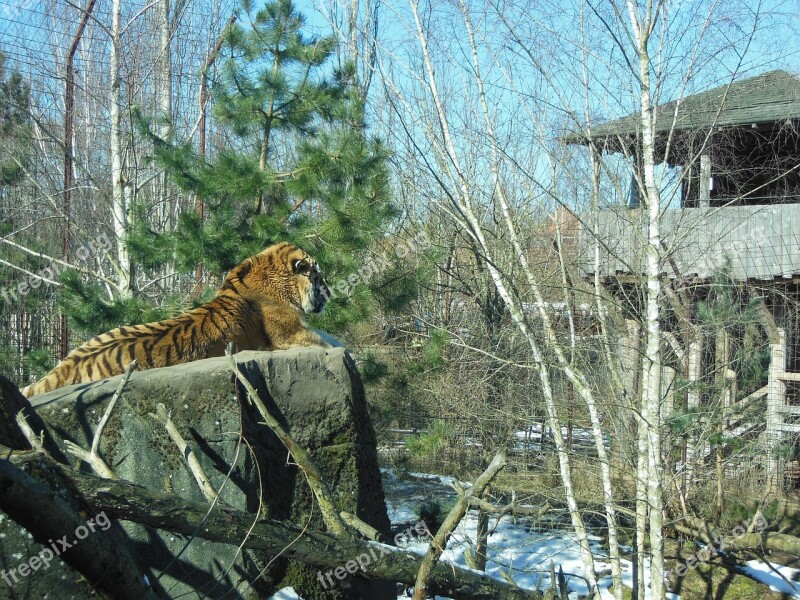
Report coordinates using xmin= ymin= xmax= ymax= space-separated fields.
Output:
xmin=583 ymin=204 xmax=800 ymax=281
xmin=688 ymin=336 xmax=701 ymax=409
xmin=699 ymin=154 xmax=711 ymax=207
xmin=774 ymin=423 xmax=800 ymax=433
xmin=741 ymin=384 xmax=769 ymax=403
xmin=766 ymin=329 xmax=787 ymax=474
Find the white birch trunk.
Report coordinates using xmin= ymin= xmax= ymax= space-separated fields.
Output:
xmin=460 ymin=9 xmax=623 ymax=593
xmin=110 ymin=0 xmax=132 ymax=297
xmin=589 ymin=146 xmax=625 ymax=600
xmin=627 ymin=1 xmax=665 ymax=596
xmin=411 ymin=1 xmax=601 ymax=594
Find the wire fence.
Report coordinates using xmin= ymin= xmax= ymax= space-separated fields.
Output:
xmin=0 ymin=0 xmax=236 ymax=383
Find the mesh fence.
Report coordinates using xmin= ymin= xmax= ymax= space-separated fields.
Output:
xmin=0 ymin=0 xmax=235 ymax=382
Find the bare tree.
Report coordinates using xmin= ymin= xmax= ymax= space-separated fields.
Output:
xmin=368 ymin=0 xmax=786 ymax=597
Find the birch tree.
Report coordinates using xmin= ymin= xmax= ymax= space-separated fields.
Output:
xmin=1 ymin=0 xmax=235 ymax=372
xmin=626 ymin=2 xmax=666 ymax=594
xmin=370 ymin=0 xmax=780 ymax=597
xmin=110 ymin=0 xmax=133 ymax=297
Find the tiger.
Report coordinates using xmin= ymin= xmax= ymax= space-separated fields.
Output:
xmin=21 ymin=242 xmax=331 ymax=397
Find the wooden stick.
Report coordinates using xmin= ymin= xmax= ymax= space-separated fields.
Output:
xmin=414 ymin=450 xmax=509 ymax=599
xmin=468 ymin=492 xmax=551 ymax=519
xmin=15 ymin=411 xmax=45 ymax=452
xmin=340 ymin=511 xmax=382 ymax=541
xmin=65 ymin=439 xmax=116 ymax=479
xmin=91 ymin=360 xmax=137 ymax=457
xmin=65 ymin=361 xmax=136 ymax=479
xmin=754 ymin=550 xmax=799 ymax=592
xmin=225 ymin=345 xmax=348 ymax=536
xmin=152 ymin=403 xmax=221 ymax=504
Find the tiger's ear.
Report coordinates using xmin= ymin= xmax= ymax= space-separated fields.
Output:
xmin=293 ymin=259 xmax=311 ymax=274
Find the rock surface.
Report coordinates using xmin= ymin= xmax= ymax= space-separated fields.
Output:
xmin=1 ymin=347 xmax=393 ymax=600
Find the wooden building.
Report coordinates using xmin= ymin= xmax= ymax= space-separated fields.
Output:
xmin=568 ymin=70 xmax=800 ymax=482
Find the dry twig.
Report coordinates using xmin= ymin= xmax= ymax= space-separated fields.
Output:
xmin=14 ymin=411 xmax=44 ymax=452
xmin=151 ymin=403 xmax=222 ymax=504
xmin=414 ymin=450 xmax=509 ymax=599
xmin=65 ymin=360 xmax=137 ymax=479
xmin=225 ymin=345 xmax=348 ymax=536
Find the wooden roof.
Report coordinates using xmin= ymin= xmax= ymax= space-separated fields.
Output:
xmin=580 ymin=203 xmax=800 ymax=281
xmin=566 ymin=70 xmax=800 ymax=145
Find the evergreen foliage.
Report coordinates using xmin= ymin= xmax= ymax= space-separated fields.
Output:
xmin=63 ymin=0 xmax=401 ymax=339
xmin=668 ymin=263 xmax=769 ymax=464
xmin=407 ymin=421 xmax=454 ymax=457
xmin=57 ymin=270 xmax=176 ymax=335
xmin=0 ymin=53 xmax=31 ymax=186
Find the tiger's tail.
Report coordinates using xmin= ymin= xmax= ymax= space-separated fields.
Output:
xmin=20 ymin=360 xmax=76 ymax=397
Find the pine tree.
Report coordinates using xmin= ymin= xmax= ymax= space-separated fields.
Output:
xmin=62 ymin=0 xmax=398 ymax=339
xmin=668 ymin=263 xmax=769 ymax=520
xmin=0 ymin=53 xmax=31 ymax=188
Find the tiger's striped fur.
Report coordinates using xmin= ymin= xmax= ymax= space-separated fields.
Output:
xmin=21 ymin=242 xmax=331 ymax=397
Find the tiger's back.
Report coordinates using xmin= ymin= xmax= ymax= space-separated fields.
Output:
xmin=21 ymin=242 xmax=330 ymax=397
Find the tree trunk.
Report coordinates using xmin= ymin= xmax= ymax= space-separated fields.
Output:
xmin=671 ymin=515 xmax=800 ymax=556
xmin=413 ymin=451 xmax=506 ymax=599
xmin=110 ymin=0 xmax=132 ymax=297
xmin=0 ymin=455 xmax=159 ymax=599
xmin=158 ymin=0 xmax=173 ymax=230
xmin=4 ymin=451 xmax=544 ymax=600
xmin=631 ymin=2 xmax=665 ymax=596
xmin=476 ymin=490 xmax=489 ymax=572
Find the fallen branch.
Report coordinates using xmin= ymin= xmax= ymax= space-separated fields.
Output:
xmin=226 ymin=346 xmax=348 ymax=536
xmin=0 ymin=376 xmax=66 ymax=459
xmin=468 ymin=493 xmax=551 ymax=531
xmin=414 ymin=450 xmax=509 ymax=600
xmin=92 ymin=360 xmax=136 ymax=458
xmin=752 ymin=550 xmax=799 ymax=593
xmin=151 ymin=403 xmax=221 ymax=505
xmin=65 ymin=360 xmax=137 ymax=479
xmin=15 ymin=411 xmax=45 ymax=452
xmin=65 ymin=440 xmax=116 ymax=479
xmin=340 ymin=510 xmax=383 ymax=541
xmin=672 ymin=516 xmax=800 ymax=556
xmin=8 ymin=451 xmax=542 ymax=600
xmin=0 ymin=453 xmax=158 ymax=599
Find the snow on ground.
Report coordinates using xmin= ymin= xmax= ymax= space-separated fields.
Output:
xmin=267 ymin=586 xmax=301 ymax=599
xmin=740 ymin=560 xmax=800 ymax=596
xmin=390 ymin=494 xmax=669 ymax=600
xmin=269 ymin=469 xmax=800 ymax=600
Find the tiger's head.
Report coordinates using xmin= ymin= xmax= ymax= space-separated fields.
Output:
xmin=224 ymin=242 xmax=329 ymax=315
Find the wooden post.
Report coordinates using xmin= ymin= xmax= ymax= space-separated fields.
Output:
xmin=699 ymin=154 xmax=711 ymax=207
xmin=766 ymin=329 xmax=786 ymax=477
xmin=683 ymin=333 xmax=703 ymax=494
xmin=661 ymin=366 xmax=676 ymax=417
xmin=622 ymin=320 xmax=641 ymax=401
xmin=687 ymin=335 xmax=701 ymax=409
xmin=62 ymin=0 xmax=98 ymax=359
xmin=618 ymin=319 xmax=641 ymax=464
